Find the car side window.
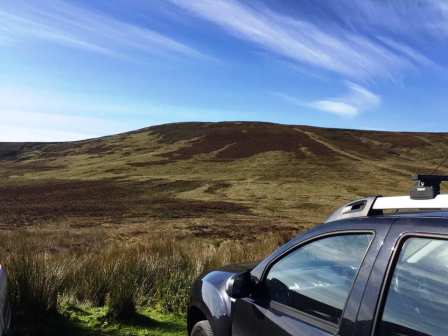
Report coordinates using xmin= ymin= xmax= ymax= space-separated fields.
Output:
xmin=376 ymin=237 xmax=448 ymax=336
xmin=265 ymin=233 xmax=373 ymax=325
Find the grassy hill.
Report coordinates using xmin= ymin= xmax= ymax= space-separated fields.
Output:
xmin=1 ymin=121 xmax=448 ymax=246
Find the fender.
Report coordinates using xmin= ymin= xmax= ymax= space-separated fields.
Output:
xmin=188 ymin=264 xmax=255 ymax=336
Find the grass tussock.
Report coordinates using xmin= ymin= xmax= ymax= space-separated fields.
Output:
xmin=1 ymin=232 xmax=285 ymax=330
xmin=6 ymin=251 xmax=65 ymax=315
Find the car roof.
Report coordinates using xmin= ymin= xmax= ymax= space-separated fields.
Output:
xmin=326 ymin=210 xmax=448 ymax=229
xmin=325 ymin=195 xmax=448 ymax=224
xmin=383 ymin=210 xmax=448 ymax=219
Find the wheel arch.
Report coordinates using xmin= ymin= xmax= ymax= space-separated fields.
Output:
xmin=188 ymin=305 xmax=208 ymax=335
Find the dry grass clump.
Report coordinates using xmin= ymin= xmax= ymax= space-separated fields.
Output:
xmin=6 ymin=251 xmax=65 ymax=315
xmin=1 ymin=232 xmax=285 ymax=323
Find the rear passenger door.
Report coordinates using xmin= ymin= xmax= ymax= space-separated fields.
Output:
xmin=356 ymin=218 xmax=448 ymax=336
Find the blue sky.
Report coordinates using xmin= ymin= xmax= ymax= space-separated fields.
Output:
xmin=1 ymin=0 xmax=448 ymax=141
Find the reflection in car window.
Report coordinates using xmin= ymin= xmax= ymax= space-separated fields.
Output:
xmin=265 ymin=233 xmax=372 ymax=324
xmin=377 ymin=237 xmax=448 ymax=336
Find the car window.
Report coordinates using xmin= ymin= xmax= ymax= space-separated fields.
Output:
xmin=377 ymin=237 xmax=448 ymax=336
xmin=265 ymin=233 xmax=373 ymax=325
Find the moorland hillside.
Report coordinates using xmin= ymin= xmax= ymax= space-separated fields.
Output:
xmin=1 ymin=122 xmax=447 ymax=246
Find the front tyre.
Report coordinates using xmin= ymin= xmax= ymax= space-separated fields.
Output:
xmin=191 ymin=320 xmax=214 ymax=336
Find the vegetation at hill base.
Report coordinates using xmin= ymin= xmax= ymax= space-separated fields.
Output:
xmin=1 ymin=122 xmax=448 ymax=334
xmin=4 ymin=231 xmax=284 ymax=335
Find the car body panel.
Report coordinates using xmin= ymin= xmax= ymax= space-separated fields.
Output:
xmin=0 ymin=266 xmax=9 ymax=335
xmin=188 ymin=264 xmax=256 ymax=335
xmin=232 ymin=298 xmax=334 ymax=336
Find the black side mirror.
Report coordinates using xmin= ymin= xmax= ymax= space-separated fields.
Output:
xmin=226 ymin=271 xmax=253 ymax=299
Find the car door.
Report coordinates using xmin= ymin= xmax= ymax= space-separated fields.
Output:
xmin=355 ymin=217 xmax=448 ymax=336
xmin=232 ymin=219 xmax=392 ymax=336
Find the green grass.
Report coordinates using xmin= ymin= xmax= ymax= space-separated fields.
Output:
xmin=65 ymin=306 xmax=186 ymax=336
xmin=13 ymin=305 xmax=186 ymax=336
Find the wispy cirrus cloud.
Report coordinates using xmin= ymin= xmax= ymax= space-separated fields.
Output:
xmin=421 ymin=1 xmax=448 ymax=38
xmin=275 ymin=83 xmax=381 ymax=118
xmin=377 ymin=37 xmax=436 ymax=69
xmin=327 ymin=0 xmax=448 ymax=40
xmin=169 ymin=0 xmax=438 ymax=81
xmin=0 ymin=0 xmax=208 ymax=61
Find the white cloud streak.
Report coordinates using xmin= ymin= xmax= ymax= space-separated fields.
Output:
xmin=330 ymin=0 xmax=448 ymax=40
xmin=0 ymin=0 xmax=208 ymax=60
xmin=378 ymin=37 xmax=436 ymax=69
xmin=276 ymin=82 xmax=381 ymax=118
xmin=169 ymin=0 xmax=439 ymax=81
xmin=308 ymin=101 xmax=359 ymax=118
xmin=310 ymin=83 xmax=381 ymax=117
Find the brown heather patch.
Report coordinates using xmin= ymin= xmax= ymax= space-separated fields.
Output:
xmin=0 ymin=179 xmax=251 ymax=228
xmin=151 ymin=122 xmax=336 ymax=161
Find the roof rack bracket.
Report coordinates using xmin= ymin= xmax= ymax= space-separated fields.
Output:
xmin=411 ymin=175 xmax=448 ymax=200
xmin=325 ymin=197 xmax=379 ymax=223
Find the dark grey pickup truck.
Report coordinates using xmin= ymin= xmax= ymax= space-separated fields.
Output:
xmin=188 ymin=175 xmax=448 ymax=336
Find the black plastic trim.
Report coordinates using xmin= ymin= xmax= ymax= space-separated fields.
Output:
xmin=270 ymin=300 xmax=338 ymax=334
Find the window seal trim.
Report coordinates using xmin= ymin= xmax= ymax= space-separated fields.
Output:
xmin=370 ymin=232 xmax=448 ymax=336
xmin=260 ymin=230 xmax=375 ymax=333
xmin=270 ymin=300 xmax=338 ymax=334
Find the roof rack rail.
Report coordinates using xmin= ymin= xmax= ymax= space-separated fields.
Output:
xmin=325 ymin=174 xmax=448 ymax=223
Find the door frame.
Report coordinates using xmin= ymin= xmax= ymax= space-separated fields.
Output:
xmin=233 ymin=218 xmax=393 ymax=335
